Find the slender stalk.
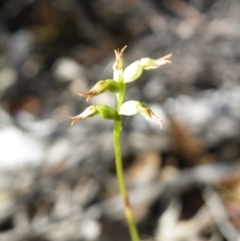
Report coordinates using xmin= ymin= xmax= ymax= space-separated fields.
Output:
xmin=113 ymin=77 xmax=140 ymax=241
xmin=113 ymin=117 xmax=140 ymax=241
xmin=112 ymin=45 xmax=140 ymax=241
xmin=70 ymin=46 xmax=171 ymax=241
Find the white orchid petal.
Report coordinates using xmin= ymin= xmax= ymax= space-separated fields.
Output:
xmin=119 ymin=101 xmax=139 ymax=115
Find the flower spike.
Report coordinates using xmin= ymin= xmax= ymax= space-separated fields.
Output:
xmin=68 ymin=46 xmax=173 ymax=241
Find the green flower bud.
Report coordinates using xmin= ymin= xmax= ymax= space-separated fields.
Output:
xmin=105 ymin=80 xmax=121 ymax=92
xmin=119 ymin=101 xmax=163 ymax=128
xmin=123 ymin=61 xmax=143 ymax=83
xmin=95 ymin=105 xmax=118 ymax=120
xmin=79 ymin=79 xmax=120 ymax=101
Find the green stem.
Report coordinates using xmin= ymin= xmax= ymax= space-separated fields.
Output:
xmin=113 ymin=118 xmax=140 ymax=241
xmin=113 ymin=82 xmax=140 ymax=241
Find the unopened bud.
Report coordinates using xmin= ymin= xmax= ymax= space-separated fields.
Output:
xmin=119 ymin=101 xmax=162 ymax=128
xmin=113 ymin=46 xmax=127 ymax=81
xmin=95 ymin=105 xmax=118 ymax=120
xmin=105 ymin=79 xmax=121 ymax=92
xmin=79 ymin=79 xmax=120 ymax=101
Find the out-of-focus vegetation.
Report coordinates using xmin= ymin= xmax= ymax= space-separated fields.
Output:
xmin=1 ymin=1 xmax=240 ymax=241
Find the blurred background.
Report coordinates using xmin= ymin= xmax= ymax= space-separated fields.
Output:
xmin=1 ymin=0 xmax=240 ymax=240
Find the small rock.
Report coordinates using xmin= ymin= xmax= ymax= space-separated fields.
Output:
xmin=53 ymin=58 xmax=87 ymax=83
xmin=0 ymin=68 xmax=17 ymax=97
xmin=46 ymin=138 xmax=71 ymax=165
xmin=7 ymin=29 xmax=34 ymax=67
xmin=0 ymin=127 xmax=44 ymax=170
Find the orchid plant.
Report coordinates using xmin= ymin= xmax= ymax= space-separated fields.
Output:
xmin=69 ymin=46 xmax=172 ymax=241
